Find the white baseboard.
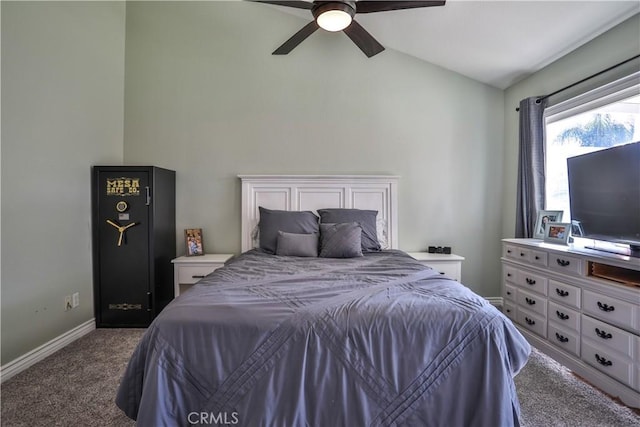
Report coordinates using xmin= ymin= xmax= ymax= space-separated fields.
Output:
xmin=0 ymin=318 xmax=95 ymax=384
xmin=485 ymin=297 xmax=503 ymax=307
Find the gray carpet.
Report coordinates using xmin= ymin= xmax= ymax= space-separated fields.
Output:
xmin=1 ymin=329 xmax=639 ymax=426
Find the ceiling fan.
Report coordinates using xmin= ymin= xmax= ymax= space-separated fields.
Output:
xmin=254 ymin=1 xmax=446 ymax=58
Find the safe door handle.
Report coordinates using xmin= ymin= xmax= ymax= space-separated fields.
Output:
xmin=145 ymin=186 xmax=151 ymax=206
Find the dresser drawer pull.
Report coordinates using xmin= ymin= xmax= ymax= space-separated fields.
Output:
xmin=525 ymin=278 xmax=536 ymax=285
xmin=525 ymin=317 xmax=535 ymax=326
xmin=595 ymin=354 xmax=612 ymax=367
xmin=556 ymin=259 xmax=571 ymax=267
xmin=505 ymin=308 xmax=512 ymax=313
xmin=507 ymin=273 xmax=512 ymax=278
xmin=520 ymin=252 xmax=526 ymax=257
xmin=555 ymin=332 xmax=569 ymax=343
xmin=192 ymin=275 xmax=206 ymax=279
xmin=594 ymin=328 xmax=612 ymax=339
xmin=597 ymin=301 xmax=615 ymax=312
xmin=507 ymin=249 xmax=512 ymax=254
xmin=556 ymin=311 xmax=569 ymax=320
xmin=506 ymin=291 xmax=512 ymax=296
xmin=525 ymin=297 xmax=536 ymax=305
xmin=535 ymin=255 xmax=540 ymax=260
xmin=555 ymin=288 xmax=569 ymax=297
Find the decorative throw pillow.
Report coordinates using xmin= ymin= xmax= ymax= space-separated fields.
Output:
xmin=317 ymin=208 xmax=381 ymax=252
xmin=258 ymin=207 xmax=319 ymax=254
xmin=276 ymin=231 xmax=319 ymax=257
xmin=319 ymin=222 xmax=363 ymax=258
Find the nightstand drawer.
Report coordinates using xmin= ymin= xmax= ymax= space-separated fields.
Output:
xmin=177 ymin=265 xmax=218 ymax=284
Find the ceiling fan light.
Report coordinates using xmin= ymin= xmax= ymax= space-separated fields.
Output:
xmin=317 ymin=10 xmax=352 ymax=32
xmin=312 ymin=2 xmax=356 ymax=32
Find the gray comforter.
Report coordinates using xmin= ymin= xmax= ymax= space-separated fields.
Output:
xmin=116 ymin=250 xmax=530 ymax=426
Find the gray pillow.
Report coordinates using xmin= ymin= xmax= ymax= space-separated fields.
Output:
xmin=276 ymin=231 xmax=319 ymax=257
xmin=317 ymin=208 xmax=381 ymax=252
xmin=258 ymin=207 xmax=319 ymax=254
xmin=319 ymin=222 xmax=363 ymax=258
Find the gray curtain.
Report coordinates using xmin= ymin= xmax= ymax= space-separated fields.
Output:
xmin=515 ymin=96 xmax=547 ymax=238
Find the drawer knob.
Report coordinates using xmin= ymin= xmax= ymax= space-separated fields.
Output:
xmin=556 ymin=310 xmax=569 ymax=320
xmin=556 ymin=259 xmax=570 ymax=267
xmin=192 ymin=275 xmax=206 ymax=279
xmin=535 ymin=255 xmax=540 ymax=260
xmin=555 ymin=332 xmax=569 ymax=343
xmin=597 ymin=301 xmax=615 ymax=312
xmin=507 ymin=250 xmax=512 ymax=254
xmin=556 ymin=288 xmax=569 ymax=297
xmin=520 ymin=252 xmax=526 ymax=257
xmin=525 ymin=297 xmax=536 ymax=305
xmin=506 ymin=291 xmax=512 ymax=295
xmin=595 ymin=353 xmax=612 ymax=367
xmin=525 ymin=317 xmax=535 ymax=326
xmin=525 ymin=278 xmax=536 ymax=285
xmin=595 ymin=328 xmax=612 ymax=340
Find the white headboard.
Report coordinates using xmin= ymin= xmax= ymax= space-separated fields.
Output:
xmin=239 ymin=175 xmax=399 ymax=252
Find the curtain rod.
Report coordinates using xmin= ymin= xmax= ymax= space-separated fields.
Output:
xmin=515 ymin=54 xmax=640 ymax=112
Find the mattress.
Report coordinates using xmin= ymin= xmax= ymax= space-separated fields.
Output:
xmin=116 ymin=249 xmax=530 ymax=426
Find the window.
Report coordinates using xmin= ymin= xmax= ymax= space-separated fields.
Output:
xmin=543 ymin=73 xmax=640 ymax=219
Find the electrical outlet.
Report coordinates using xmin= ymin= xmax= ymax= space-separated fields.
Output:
xmin=72 ymin=292 xmax=80 ymax=308
xmin=64 ymin=295 xmax=72 ymax=311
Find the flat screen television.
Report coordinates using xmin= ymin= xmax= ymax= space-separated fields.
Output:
xmin=567 ymin=141 xmax=640 ymax=256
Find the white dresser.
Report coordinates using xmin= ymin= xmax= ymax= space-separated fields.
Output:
xmin=407 ymin=252 xmax=464 ymax=282
xmin=171 ymin=254 xmax=234 ymax=297
xmin=501 ymin=238 xmax=640 ymax=408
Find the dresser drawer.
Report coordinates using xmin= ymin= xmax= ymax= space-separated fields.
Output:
xmin=548 ymin=323 xmax=580 ymax=356
xmin=583 ymin=290 xmax=635 ymax=332
xmin=517 ymin=289 xmax=547 ymax=317
xmin=504 ymin=284 xmax=517 ymax=302
xmin=517 ymin=269 xmax=548 ymax=296
xmin=582 ymin=315 xmax=635 ymax=359
xmin=530 ymin=250 xmax=548 ymax=267
xmin=548 ymin=279 xmax=581 ymax=309
xmin=503 ymin=265 xmax=517 ymax=283
xmin=548 ymin=253 xmax=582 ymax=276
xmin=504 ymin=244 xmax=519 ymax=260
xmin=503 ymin=301 xmax=517 ymax=320
xmin=517 ymin=308 xmax=547 ymax=338
xmin=582 ymin=340 xmax=634 ymax=388
xmin=549 ymin=301 xmax=580 ymax=332
xmin=177 ymin=265 xmax=219 ymax=284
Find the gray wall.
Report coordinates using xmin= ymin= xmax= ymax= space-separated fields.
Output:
xmin=501 ymin=14 xmax=640 ymax=239
xmin=1 ymin=2 xmax=126 ymax=364
xmin=123 ymin=2 xmax=505 ymax=297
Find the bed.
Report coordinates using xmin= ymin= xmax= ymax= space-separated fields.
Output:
xmin=116 ymin=175 xmax=530 ymax=426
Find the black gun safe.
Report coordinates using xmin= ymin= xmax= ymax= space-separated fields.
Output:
xmin=92 ymin=166 xmax=176 ymax=327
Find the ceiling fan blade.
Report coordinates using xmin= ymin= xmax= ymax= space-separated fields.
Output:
xmin=273 ymin=21 xmax=320 ymax=55
xmin=253 ymin=0 xmax=313 ymax=10
xmin=343 ymin=20 xmax=385 ymax=58
xmin=356 ymin=1 xmax=446 ymax=14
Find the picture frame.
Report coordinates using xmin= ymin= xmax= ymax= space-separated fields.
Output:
xmin=185 ymin=228 xmax=204 ymax=256
xmin=543 ymin=222 xmax=571 ymax=245
xmin=533 ymin=210 xmax=563 ymax=239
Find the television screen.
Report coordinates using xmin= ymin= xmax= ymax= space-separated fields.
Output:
xmin=567 ymin=141 xmax=640 ymax=251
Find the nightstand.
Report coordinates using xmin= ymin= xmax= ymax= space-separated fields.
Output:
xmin=171 ymin=254 xmax=234 ymax=297
xmin=406 ymin=252 xmax=465 ymax=282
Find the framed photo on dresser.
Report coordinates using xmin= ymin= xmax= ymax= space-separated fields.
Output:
xmin=533 ymin=210 xmax=563 ymax=239
xmin=185 ymin=228 xmax=204 ymax=256
xmin=543 ymin=222 xmax=571 ymax=245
